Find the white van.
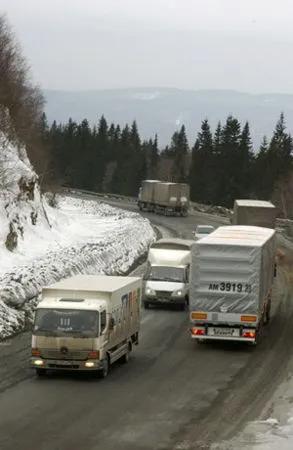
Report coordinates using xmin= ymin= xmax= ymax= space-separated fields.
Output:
xmin=143 ymin=239 xmax=194 ymax=310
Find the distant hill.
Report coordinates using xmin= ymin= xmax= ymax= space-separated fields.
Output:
xmin=43 ymin=88 xmax=293 ymax=149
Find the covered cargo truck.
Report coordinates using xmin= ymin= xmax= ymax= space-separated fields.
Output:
xmin=30 ymin=275 xmax=141 ymax=378
xmin=138 ymin=180 xmax=159 ymax=205
xmin=138 ymin=180 xmax=190 ymax=216
xmin=189 ymin=225 xmax=276 ymax=345
xmin=232 ymin=199 xmax=276 ymax=228
xmin=143 ymin=238 xmax=195 ymax=310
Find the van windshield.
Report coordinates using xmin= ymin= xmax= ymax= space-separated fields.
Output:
xmin=147 ymin=266 xmax=185 ymax=283
xmin=33 ymin=308 xmax=99 ymax=337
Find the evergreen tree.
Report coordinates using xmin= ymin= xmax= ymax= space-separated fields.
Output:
xmin=171 ymin=125 xmax=189 ymax=181
xmin=189 ymin=119 xmax=215 ymax=203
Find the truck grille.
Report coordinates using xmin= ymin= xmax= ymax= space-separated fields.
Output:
xmin=156 ymin=291 xmax=171 ymax=298
xmin=41 ymin=349 xmax=89 ymax=361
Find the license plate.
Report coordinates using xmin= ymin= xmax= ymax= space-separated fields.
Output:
xmin=208 ymin=327 xmax=239 ymax=337
xmin=54 ymin=360 xmax=74 ymax=366
xmin=158 ymin=298 xmax=169 ymax=302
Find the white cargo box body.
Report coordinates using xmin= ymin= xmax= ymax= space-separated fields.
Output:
xmin=233 ymin=200 xmax=276 ymax=228
xmin=150 ymin=238 xmax=195 ymax=251
xmin=148 ymin=247 xmax=191 ymax=267
xmin=140 ymin=180 xmax=160 ymax=203
xmin=190 ymin=226 xmax=276 ymax=324
xmin=154 ymin=182 xmax=181 ymax=206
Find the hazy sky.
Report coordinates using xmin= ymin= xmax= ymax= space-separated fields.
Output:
xmin=2 ymin=0 xmax=293 ymax=93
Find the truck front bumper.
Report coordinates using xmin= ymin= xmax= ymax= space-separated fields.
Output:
xmin=144 ymin=295 xmax=186 ymax=305
xmin=30 ymin=357 xmax=104 ymax=371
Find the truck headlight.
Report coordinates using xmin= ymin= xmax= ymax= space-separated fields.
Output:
xmin=172 ymin=290 xmax=183 ymax=297
xmin=146 ymin=288 xmax=156 ymax=296
xmin=33 ymin=359 xmax=44 ymax=366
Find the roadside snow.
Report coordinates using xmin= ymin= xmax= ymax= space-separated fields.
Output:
xmin=0 ymin=194 xmax=155 ymax=340
xmin=212 ymin=414 xmax=293 ymax=450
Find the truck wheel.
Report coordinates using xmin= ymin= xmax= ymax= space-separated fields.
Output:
xmin=121 ymin=343 xmax=131 ymax=364
xmin=264 ymin=309 xmax=270 ymax=325
xmin=99 ymin=356 xmax=109 ymax=378
xmin=36 ymin=368 xmax=47 ymax=377
xmin=143 ymin=301 xmax=150 ymax=309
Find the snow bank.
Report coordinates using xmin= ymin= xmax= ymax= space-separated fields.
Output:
xmin=0 ymin=194 xmax=155 ymax=339
xmin=0 ymin=136 xmax=155 ymax=339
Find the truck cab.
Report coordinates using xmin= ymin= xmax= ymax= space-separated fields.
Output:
xmin=30 ymin=275 xmax=141 ymax=378
xmin=143 ymin=239 xmax=194 ymax=310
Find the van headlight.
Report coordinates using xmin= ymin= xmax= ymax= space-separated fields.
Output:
xmin=172 ymin=290 xmax=183 ymax=297
xmin=146 ymin=288 xmax=156 ymax=296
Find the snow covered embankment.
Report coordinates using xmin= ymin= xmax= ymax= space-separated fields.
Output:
xmin=0 ymin=138 xmax=155 ymax=339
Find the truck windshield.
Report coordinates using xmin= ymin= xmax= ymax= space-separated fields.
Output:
xmin=33 ymin=308 xmax=99 ymax=337
xmin=197 ymin=226 xmax=214 ymax=234
xmin=147 ymin=266 xmax=185 ymax=282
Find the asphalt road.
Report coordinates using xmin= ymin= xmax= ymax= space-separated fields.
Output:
xmin=0 ymin=195 xmax=292 ymax=450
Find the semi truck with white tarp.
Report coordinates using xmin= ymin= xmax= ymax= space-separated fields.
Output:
xmin=30 ymin=275 xmax=141 ymax=378
xmin=143 ymin=238 xmax=194 ymax=310
xmin=189 ymin=225 xmax=276 ymax=344
xmin=232 ymin=199 xmax=276 ymax=229
xmin=138 ymin=180 xmax=190 ymax=216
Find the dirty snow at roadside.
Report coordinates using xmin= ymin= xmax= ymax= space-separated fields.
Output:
xmin=0 ymin=194 xmax=155 ymax=340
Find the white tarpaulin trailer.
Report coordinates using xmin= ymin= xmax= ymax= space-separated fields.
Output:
xmin=189 ymin=225 xmax=276 ymax=344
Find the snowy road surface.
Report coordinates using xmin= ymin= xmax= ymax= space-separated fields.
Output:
xmin=0 ymin=195 xmax=293 ymax=450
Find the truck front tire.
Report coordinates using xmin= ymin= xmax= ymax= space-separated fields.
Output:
xmin=99 ymin=357 xmax=109 ymax=378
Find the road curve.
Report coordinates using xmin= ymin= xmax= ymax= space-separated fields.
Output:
xmin=0 ymin=194 xmax=292 ymax=450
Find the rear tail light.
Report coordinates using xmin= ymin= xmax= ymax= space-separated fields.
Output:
xmin=242 ymin=330 xmax=255 ymax=338
xmin=191 ymin=327 xmax=205 ymax=336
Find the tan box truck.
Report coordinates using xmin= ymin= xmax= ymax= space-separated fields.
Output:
xmin=232 ymin=199 xmax=276 ymax=228
xmin=138 ymin=180 xmax=190 ymax=216
xmin=30 ymin=275 xmax=141 ymax=378
xmin=189 ymin=225 xmax=276 ymax=345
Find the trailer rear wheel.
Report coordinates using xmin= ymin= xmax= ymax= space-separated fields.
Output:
xmin=264 ymin=309 xmax=270 ymax=325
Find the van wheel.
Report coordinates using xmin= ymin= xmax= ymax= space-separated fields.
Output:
xmin=99 ymin=356 xmax=109 ymax=378
xmin=180 ymin=303 xmax=186 ymax=311
xmin=143 ymin=301 xmax=150 ymax=309
xmin=36 ymin=368 xmax=47 ymax=377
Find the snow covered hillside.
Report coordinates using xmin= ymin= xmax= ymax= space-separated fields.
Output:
xmin=0 ymin=136 xmax=155 ymax=340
